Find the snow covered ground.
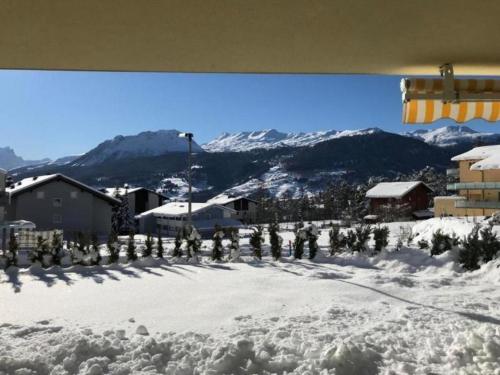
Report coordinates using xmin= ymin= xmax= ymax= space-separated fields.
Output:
xmin=1 ymin=221 xmax=500 ymax=374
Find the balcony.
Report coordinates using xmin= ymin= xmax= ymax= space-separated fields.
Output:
xmin=446 ymin=168 xmax=459 ymax=177
xmin=447 ymin=182 xmax=500 ymax=190
xmin=455 ymin=200 xmax=500 ymax=209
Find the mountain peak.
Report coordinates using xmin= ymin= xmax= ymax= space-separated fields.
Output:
xmin=403 ymin=125 xmax=497 ymax=146
xmin=73 ymin=129 xmax=204 ymax=166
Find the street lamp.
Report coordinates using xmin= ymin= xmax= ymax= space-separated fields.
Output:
xmin=178 ymin=132 xmax=194 ymax=229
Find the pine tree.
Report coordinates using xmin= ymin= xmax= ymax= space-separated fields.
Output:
xmin=372 ymin=226 xmax=389 ymax=253
xmin=173 ymin=229 xmax=183 ymax=257
xmin=107 ymin=230 xmax=120 ymax=264
xmin=156 ymin=229 xmax=164 ymax=259
xmin=51 ymin=231 xmax=64 ymax=266
xmin=328 ymin=225 xmax=345 ymax=255
xmin=5 ymin=231 xmax=19 ymax=269
xmin=417 ymin=238 xmax=429 ymax=249
xmin=307 ymin=223 xmax=319 ymax=259
xmin=249 ymin=225 xmax=264 ymax=260
xmin=269 ymin=222 xmax=283 ymax=260
xmin=212 ymin=225 xmax=224 ymax=261
xmin=75 ymin=232 xmax=88 ymax=265
xmin=228 ymin=228 xmax=241 ymax=261
xmin=459 ymin=226 xmax=482 ymax=271
xmin=126 ymin=230 xmax=137 ymax=262
xmin=89 ymin=233 xmax=101 ymax=265
xmin=143 ymin=233 xmax=153 ymax=258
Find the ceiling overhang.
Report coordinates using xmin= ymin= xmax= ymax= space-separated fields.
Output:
xmin=1 ymin=0 xmax=500 ymax=75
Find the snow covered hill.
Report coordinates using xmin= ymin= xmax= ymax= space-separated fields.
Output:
xmin=73 ymin=130 xmax=204 ymax=166
xmin=0 ymin=147 xmax=49 ymax=170
xmin=202 ymin=128 xmax=382 ymax=152
xmin=403 ymin=125 xmax=500 ymax=147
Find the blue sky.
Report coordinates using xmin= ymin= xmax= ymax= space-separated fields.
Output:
xmin=1 ymin=70 xmax=499 ymax=159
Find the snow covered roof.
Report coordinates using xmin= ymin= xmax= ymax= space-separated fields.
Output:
xmin=207 ymin=194 xmax=258 ymax=205
xmin=451 ymin=145 xmax=500 ymax=170
xmin=103 ymin=186 xmax=165 ymax=198
xmin=366 ymin=181 xmax=430 ymax=199
xmin=6 ymin=174 xmax=120 ymax=204
xmin=136 ymin=201 xmax=235 ymax=218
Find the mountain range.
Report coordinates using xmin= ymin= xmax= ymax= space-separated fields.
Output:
xmin=6 ymin=125 xmax=486 ymax=200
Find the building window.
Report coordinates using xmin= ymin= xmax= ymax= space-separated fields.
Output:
xmin=53 ymin=214 xmax=62 ymax=224
xmin=70 ymin=191 xmax=78 ymax=199
xmin=36 ymin=191 xmax=45 ymax=199
xmin=53 ymin=198 xmax=63 ymax=207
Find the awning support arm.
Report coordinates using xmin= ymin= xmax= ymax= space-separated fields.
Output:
xmin=403 ymin=63 xmax=500 ymax=103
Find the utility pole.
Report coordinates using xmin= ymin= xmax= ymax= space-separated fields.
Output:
xmin=179 ymin=132 xmax=194 ymax=229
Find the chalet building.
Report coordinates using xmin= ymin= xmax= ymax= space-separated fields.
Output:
xmin=103 ymin=187 xmax=166 ymax=220
xmin=4 ymin=174 xmax=119 ymax=237
xmin=136 ymin=201 xmax=241 ymax=237
xmin=435 ymin=145 xmax=500 ymax=217
xmin=207 ymin=194 xmax=258 ymax=223
xmin=366 ymin=181 xmax=433 ymax=215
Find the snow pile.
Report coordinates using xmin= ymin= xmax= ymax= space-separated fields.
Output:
xmin=411 ymin=217 xmax=482 ymax=243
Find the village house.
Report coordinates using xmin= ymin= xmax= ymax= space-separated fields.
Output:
xmin=0 ymin=168 xmax=8 ymax=224
xmin=4 ymin=174 xmax=119 ymax=237
xmin=366 ymin=181 xmax=433 ymax=218
xmin=103 ymin=186 xmax=166 ymax=220
xmin=206 ymin=194 xmax=258 ymax=223
xmin=435 ymin=145 xmax=500 ymax=217
xmin=136 ymin=201 xmax=242 ymax=237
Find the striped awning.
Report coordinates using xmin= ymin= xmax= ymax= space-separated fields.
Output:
xmin=402 ymin=78 xmax=500 ymax=124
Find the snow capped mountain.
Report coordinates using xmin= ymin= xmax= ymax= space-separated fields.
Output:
xmin=403 ymin=126 xmax=500 ymax=147
xmin=0 ymin=147 xmax=50 ymax=170
xmin=202 ymin=128 xmax=382 ymax=152
xmin=73 ymin=130 xmax=204 ymax=166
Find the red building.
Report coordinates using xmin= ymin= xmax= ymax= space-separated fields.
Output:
xmin=366 ymin=181 xmax=433 ymax=214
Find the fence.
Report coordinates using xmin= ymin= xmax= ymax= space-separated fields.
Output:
xmin=0 ymin=228 xmax=63 ymax=251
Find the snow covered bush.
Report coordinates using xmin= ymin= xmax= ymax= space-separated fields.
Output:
xmin=185 ymin=226 xmax=202 ymax=261
xmin=173 ymin=229 xmax=183 ymax=257
xmin=156 ymin=231 xmax=164 ymax=258
xmin=351 ymin=225 xmax=371 ymax=252
xmin=479 ymin=224 xmax=500 ymax=263
xmin=345 ymin=229 xmax=357 ymax=252
xmin=459 ymin=226 xmax=482 ymax=271
xmin=417 ymin=238 xmax=429 ymax=249
xmin=249 ymin=225 xmax=264 ymax=260
xmin=328 ymin=225 xmax=345 ymax=255
xmin=227 ymin=228 xmax=241 ymax=261
xmin=372 ymin=226 xmax=389 ymax=253
xmin=142 ymin=233 xmax=153 ymax=258
xmin=126 ymin=230 xmax=137 ymax=262
xmin=88 ymin=233 xmax=101 ymax=266
xmin=269 ymin=222 xmax=283 ymax=260
xmin=212 ymin=225 xmax=224 ymax=261
xmin=5 ymin=231 xmax=18 ymax=269
xmin=70 ymin=233 xmax=87 ymax=266
xmin=30 ymin=235 xmax=50 ymax=267
xmin=106 ymin=231 xmax=120 ymax=264
xmin=293 ymin=229 xmax=306 ymax=259
xmin=430 ymin=229 xmax=455 ymax=256
xmin=307 ymin=223 xmax=319 ymax=259
xmin=50 ymin=232 xmax=64 ymax=266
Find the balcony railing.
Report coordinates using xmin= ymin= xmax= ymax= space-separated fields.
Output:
xmin=446 ymin=168 xmax=459 ymax=177
xmin=455 ymin=200 xmax=500 ymax=209
xmin=447 ymin=182 xmax=500 ymax=190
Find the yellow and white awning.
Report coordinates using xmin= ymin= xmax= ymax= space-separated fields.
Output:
xmin=402 ymin=78 xmax=500 ymax=124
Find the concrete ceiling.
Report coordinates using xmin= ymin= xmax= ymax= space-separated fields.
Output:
xmin=2 ymin=0 xmax=500 ymax=75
